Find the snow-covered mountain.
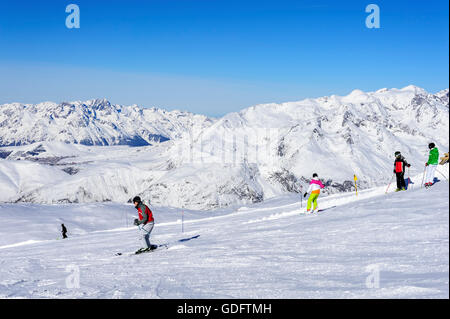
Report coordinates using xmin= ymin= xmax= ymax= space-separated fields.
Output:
xmin=147 ymin=85 xmax=448 ymax=208
xmin=0 ymin=99 xmax=214 ymax=146
xmin=0 ymin=86 xmax=448 ymax=209
xmin=171 ymin=85 xmax=449 ymax=186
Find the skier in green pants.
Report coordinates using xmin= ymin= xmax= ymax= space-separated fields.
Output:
xmin=303 ymin=173 xmax=325 ymax=213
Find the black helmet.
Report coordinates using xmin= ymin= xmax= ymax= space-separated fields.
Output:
xmin=428 ymin=143 xmax=435 ymax=149
xmin=132 ymin=196 xmax=141 ymax=203
xmin=312 ymin=173 xmax=318 ymax=178
xmin=395 ymin=151 xmax=401 ymax=157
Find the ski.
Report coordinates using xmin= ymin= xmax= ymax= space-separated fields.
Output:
xmin=302 ymin=206 xmax=336 ymax=214
xmin=115 ymin=245 xmax=167 ymax=257
xmin=317 ymin=206 xmax=337 ymax=212
xmin=115 ymin=235 xmax=200 ymax=256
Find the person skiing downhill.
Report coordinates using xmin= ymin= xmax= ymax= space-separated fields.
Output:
xmin=303 ymin=173 xmax=325 ymax=213
xmin=393 ymin=151 xmax=411 ymax=192
xmin=424 ymin=143 xmax=439 ymax=188
xmin=132 ymin=196 xmax=157 ymax=254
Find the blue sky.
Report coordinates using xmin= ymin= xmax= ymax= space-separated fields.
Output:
xmin=0 ymin=0 xmax=448 ymax=117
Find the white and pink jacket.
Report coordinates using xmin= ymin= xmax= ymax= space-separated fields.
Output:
xmin=307 ymin=178 xmax=325 ymax=194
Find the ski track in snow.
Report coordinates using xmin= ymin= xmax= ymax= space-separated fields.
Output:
xmin=0 ymin=179 xmax=448 ymax=299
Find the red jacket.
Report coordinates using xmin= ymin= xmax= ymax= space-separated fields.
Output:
xmin=394 ymin=156 xmax=410 ymax=173
xmin=137 ymin=203 xmax=154 ymax=224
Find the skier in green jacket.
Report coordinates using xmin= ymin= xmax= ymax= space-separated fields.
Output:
xmin=424 ymin=143 xmax=439 ymax=188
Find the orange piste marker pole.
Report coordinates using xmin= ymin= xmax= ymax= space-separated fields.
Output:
xmin=354 ymin=174 xmax=358 ymax=196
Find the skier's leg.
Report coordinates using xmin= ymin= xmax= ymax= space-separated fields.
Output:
xmin=313 ymin=194 xmax=319 ymax=211
xmin=306 ymin=195 xmax=313 ymax=212
xmin=425 ymin=166 xmax=430 ymax=184
xmin=425 ymin=165 xmax=435 ymax=184
xmin=400 ymin=172 xmax=406 ymax=189
xmin=395 ymin=173 xmax=403 ymax=190
xmin=138 ymin=225 xmax=149 ymax=249
xmin=140 ymin=222 xmax=154 ymax=249
xmin=429 ymin=165 xmax=437 ymax=184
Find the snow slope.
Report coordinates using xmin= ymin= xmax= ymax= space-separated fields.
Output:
xmin=0 ymin=177 xmax=448 ymax=298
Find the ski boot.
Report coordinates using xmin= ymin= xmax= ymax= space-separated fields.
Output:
xmin=395 ymin=188 xmax=401 ymax=192
xmin=135 ymin=247 xmax=148 ymax=255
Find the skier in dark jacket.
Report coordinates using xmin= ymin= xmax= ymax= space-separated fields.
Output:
xmin=132 ymin=196 xmax=157 ymax=254
xmin=61 ymin=224 xmax=68 ymax=239
xmin=393 ymin=151 xmax=411 ymax=192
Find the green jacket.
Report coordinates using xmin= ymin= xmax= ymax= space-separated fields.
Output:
xmin=427 ymin=147 xmax=439 ymax=165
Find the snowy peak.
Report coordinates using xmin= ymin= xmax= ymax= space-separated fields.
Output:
xmin=0 ymin=99 xmax=214 ymax=147
xmin=435 ymin=88 xmax=449 ymax=106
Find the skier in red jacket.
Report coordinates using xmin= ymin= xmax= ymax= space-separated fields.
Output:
xmin=393 ymin=151 xmax=411 ymax=192
xmin=133 ymin=196 xmax=157 ymax=254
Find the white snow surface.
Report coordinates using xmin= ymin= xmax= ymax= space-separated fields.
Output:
xmin=0 ymin=176 xmax=448 ymax=298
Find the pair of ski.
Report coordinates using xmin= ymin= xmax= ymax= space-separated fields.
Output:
xmin=115 ymin=234 xmax=200 ymax=256
xmin=303 ymin=206 xmax=336 ymax=214
xmin=115 ymin=244 xmax=167 ymax=256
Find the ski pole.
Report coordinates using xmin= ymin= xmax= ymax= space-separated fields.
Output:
xmin=300 ymin=185 xmax=303 ymax=208
xmin=385 ymin=174 xmax=395 ymax=194
xmin=182 ymin=211 xmax=184 ymax=233
xmin=421 ymin=165 xmax=426 ymax=188
xmin=435 ymin=168 xmax=449 ymax=182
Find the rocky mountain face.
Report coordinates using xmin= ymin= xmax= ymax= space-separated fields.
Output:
xmin=0 ymin=99 xmax=214 ymax=147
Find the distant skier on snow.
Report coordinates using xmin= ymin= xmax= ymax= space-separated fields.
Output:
xmin=303 ymin=173 xmax=325 ymax=213
xmin=132 ymin=196 xmax=157 ymax=254
xmin=424 ymin=143 xmax=439 ymax=188
xmin=61 ymin=224 xmax=68 ymax=239
xmin=393 ymin=151 xmax=411 ymax=192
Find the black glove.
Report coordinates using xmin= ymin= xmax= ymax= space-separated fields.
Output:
xmin=393 ymin=169 xmax=396 ymax=173
xmin=133 ymin=218 xmax=139 ymax=226
xmin=303 ymin=192 xmax=307 ymax=198
xmin=407 ymin=164 xmax=411 ymax=167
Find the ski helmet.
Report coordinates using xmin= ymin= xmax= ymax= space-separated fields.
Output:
xmin=428 ymin=143 xmax=435 ymax=149
xmin=312 ymin=173 xmax=318 ymax=178
xmin=132 ymin=196 xmax=141 ymax=203
xmin=395 ymin=151 xmax=401 ymax=157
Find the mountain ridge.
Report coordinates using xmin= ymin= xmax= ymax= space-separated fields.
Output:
xmin=0 ymin=98 xmax=214 ymax=147
xmin=0 ymin=85 xmax=448 ymax=209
